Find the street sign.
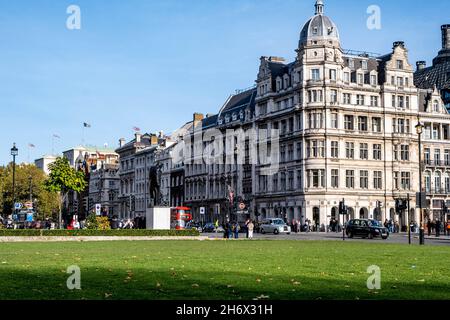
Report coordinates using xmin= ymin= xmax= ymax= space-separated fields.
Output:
xmin=239 ymin=202 xmax=246 ymax=210
xmin=25 ymin=201 xmax=33 ymax=209
xmin=200 ymin=207 xmax=205 ymax=215
xmin=14 ymin=203 xmax=22 ymax=210
xmin=95 ymin=204 xmax=101 ymax=216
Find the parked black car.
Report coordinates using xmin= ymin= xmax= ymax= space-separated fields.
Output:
xmin=346 ymin=219 xmax=389 ymax=240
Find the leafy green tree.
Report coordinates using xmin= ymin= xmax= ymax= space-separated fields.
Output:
xmin=44 ymin=157 xmax=87 ymax=227
xmin=0 ymin=163 xmax=59 ymax=219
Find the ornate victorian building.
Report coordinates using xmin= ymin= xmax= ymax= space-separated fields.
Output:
xmin=185 ymin=0 xmax=449 ymax=228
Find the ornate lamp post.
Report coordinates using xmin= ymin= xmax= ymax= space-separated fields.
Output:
xmin=415 ymin=121 xmax=425 ymax=245
xmin=10 ymin=143 xmax=18 ymax=216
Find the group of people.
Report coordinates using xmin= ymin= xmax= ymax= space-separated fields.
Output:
xmin=427 ymin=219 xmax=450 ymax=237
xmin=288 ymin=219 xmax=331 ymax=233
xmin=384 ymin=220 xmax=401 ymax=233
xmin=0 ymin=216 xmax=57 ymax=230
xmin=222 ymin=219 xmax=255 ymax=239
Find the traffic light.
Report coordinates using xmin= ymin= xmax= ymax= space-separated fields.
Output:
xmin=339 ymin=200 xmax=348 ymax=215
xmin=73 ymin=200 xmax=79 ymax=213
xmin=442 ymin=201 xmax=448 ymax=214
xmin=395 ymin=199 xmax=407 ymax=214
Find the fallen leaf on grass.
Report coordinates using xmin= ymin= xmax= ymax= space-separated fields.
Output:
xmin=192 ymin=284 xmax=199 ymax=288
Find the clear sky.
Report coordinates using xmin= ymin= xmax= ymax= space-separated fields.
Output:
xmin=0 ymin=0 xmax=448 ymax=165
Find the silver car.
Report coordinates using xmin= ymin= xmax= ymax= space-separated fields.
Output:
xmin=259 ymin=218 xmax=291 ymax=235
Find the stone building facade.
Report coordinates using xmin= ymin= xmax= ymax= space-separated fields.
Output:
xmin=183 ymin=0 xmax=450 ymax=228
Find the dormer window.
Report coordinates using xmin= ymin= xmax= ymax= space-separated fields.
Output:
xmin=327 ymin=27 xmax=334 ymax=35
xmin=239 ymin=111 xmax=244 ymax=120
xmin=362 ymin=60 xmax=368 ymax=70
xmin=232 ymin=113 xmax=237 ymax=121
xmin=313 ymin=27 xmax=318 ymax=34
xmin=357 ymin=73 xmax=363 ymax=85
xmin=349 ymin=59 xmax=355 ymax=69
xmin=225 ymin=115 xmax=230 ymax=123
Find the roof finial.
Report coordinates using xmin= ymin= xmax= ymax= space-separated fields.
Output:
xmin=315 ymin=0 xmax=324 ymax=15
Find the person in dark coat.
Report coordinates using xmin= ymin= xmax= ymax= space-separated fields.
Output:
xmin=435 ymin=220 xmax=441 ymax=237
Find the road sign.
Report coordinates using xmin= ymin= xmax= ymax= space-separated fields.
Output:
xmin=25 ymin=201 xmax=33 ymax=209
xmin=239 ymin=202 xmax=246 ymax=210
xmin=95 ymin=204 xmax=101 ymax=216
xmin=14 ymin=203 xmax=22 ymax=210
xmin=200 ymin=207 xmax=206 ymax=215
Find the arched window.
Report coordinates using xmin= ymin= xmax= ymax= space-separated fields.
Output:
xmin=435 ymin=171 xmax=442 ymax=193
xmin=425 ymin=171 xmax=431 ymax=192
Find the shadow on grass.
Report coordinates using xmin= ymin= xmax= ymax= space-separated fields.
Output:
xmin=0 ymin=268 xmax=449 ymax=300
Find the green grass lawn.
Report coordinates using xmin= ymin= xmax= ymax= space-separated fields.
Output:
xmin=0 ymin=240 xmax=449 ymax=300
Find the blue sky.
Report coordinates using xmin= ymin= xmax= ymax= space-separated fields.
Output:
xmin=0 ymin=0 xmax=448 ymax=165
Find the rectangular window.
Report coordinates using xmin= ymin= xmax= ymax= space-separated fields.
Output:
xmin=331 ymin=141 xmax=339 ymax=158
xmin=405 ymin=96 xmax=410 ymax=109
xmin=392 ymin=95 xmax=396 ymax=107
xmin=346 ymin=170 xmax=355 ymax=189
xmin=373 ymin=144 xmax=382 ymax=160
xmin=344 ymin=72 xmax=350 ymax=83
xmin=343 ymin=93 xmax=351 ymax=104
xmin=400 ymin=145 xmax=409 ymax=161
xmin=330 ymin=69 xmax=337 ymax=81
xmin=346 ymin=142 xmax=355 ymax=159
xmin=374 ymin=171 xmax=383 ymax=189
xmin=362 ymin=60 xmax=368 ymax=70
xmin=360 ymin=170 xmax=369 ymax=189
xmin=372 ymin=117 xmax=381 ymax=132
xmin=331 ymin=112 xmax=338 ymax=129
xmin=311 ymin=69 xmax=320 ymax=81
xmin=357 ymin=74 xmax=363 ymax=85
xmin=358 ymin=116 xmax=368 ymax=131
xmin=370 ymin=96 xmax=378 ymax=107
xmin=330 ymin=90 xmax=338 ymax=103
xmin=401 ymin=172 xmax=411 ymax=190
xmin=360 ymin=143 xmax=368 ymax=160
xmin=397 ymin=77 xmax=404 ymax=87
xmin=344 ymin=115 xmax=354 ymax=130
xmin=296 ymin=142 xmax=302 ymax=160
xmin=394 ymin=172 xmax=399 ymax=190
xmin=370 ymin=75 xmax=377 ymax=86
xmin=398 ymin=96 xmax=404 ymax=108
xmin=331 ymin=169 xmax=339 ymax=188
xmin=356 ymin=95 xmax=365 ymax=105
xmin=397 ymin=60 xmax=404 ymax=69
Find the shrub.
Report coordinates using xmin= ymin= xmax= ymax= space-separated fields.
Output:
xmin=0 ymin=229 xmax=200 ymax=237
xmin=85 ymin=214 xmax=111 ymax=230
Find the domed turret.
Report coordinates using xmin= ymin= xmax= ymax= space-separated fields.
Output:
xmin=299 ymin=0 xmax=340 ymax=48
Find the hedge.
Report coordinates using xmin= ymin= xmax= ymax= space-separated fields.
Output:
xmin=0 ymin=229 xmax=200 ymax=237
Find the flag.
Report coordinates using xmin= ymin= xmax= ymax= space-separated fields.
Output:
xmin=28 ymin=143 xmax=35 ymax=148
xmin=83 ymin=122 xmax=91 ymax=128
xmin=133 ymin=126 xmax=141 ymax=132
xmin=53 ymin=134 xmax=60 ymax=139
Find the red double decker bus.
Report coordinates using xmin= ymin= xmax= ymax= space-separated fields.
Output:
xmin=171 ymin=207 xmax=192 ymax=230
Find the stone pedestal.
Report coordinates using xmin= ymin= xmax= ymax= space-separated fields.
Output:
xmin=146 ymin=207 xmax=171 ymax=230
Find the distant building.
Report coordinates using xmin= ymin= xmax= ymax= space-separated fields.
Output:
xmin=88 ymin=164 xmax=120 ymax=217
xmin=34 ymin=155 xmax=58 ymax=175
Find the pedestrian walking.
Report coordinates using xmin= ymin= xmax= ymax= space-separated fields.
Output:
xmin=435 ymin=220 xmax=441 ymax=237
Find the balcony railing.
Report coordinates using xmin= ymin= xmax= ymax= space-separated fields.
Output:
xmin=425 ymin=188 xmax=450 ymax=195
xmin=423 ymin=160 xmax=450 ymax=167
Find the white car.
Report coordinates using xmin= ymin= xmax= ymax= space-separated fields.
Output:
xmin=259 ymin=218 xmax=291 ymax=235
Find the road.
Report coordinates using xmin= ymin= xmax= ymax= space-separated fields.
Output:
xmin=203 ymin=231 xmax=450 ymax=246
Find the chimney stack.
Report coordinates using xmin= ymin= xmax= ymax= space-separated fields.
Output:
xmin=442 ymin=24 xmax=450 ymax=50
xmin=393 ymin=41 xmax=405 ymax=49
xmin=150 ymin=134 xmax=158 ymax=146
xmin=135 ymin=132 xmax=142 ymax=144
xmin=193 ymin=113 xmax=204 ymax=127
xmin=119 ymin=138 xmax=125 ymax=148
xmin=416 ymin=61 xmax=427 ymax=71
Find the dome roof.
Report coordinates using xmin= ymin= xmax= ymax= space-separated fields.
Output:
xmin=299 ymin=1 xmax=340 ymax=46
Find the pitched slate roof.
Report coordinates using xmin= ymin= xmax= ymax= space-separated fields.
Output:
xmin=414 ymin=61 xmax=450 ymax=91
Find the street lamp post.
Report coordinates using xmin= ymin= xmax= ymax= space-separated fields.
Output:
xmin=415 ymin=122 xmax=425 ymax=245
xmin=29 ymin=176 xmax=33 ymax=203
xmin=10 ymin=143 xmax=18 ymax=216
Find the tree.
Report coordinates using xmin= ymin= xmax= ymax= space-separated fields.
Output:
xmin=44 ymin=157 xmax=87 ymax=227
xmin=0 ymin=163 xmax=59 ymax=219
